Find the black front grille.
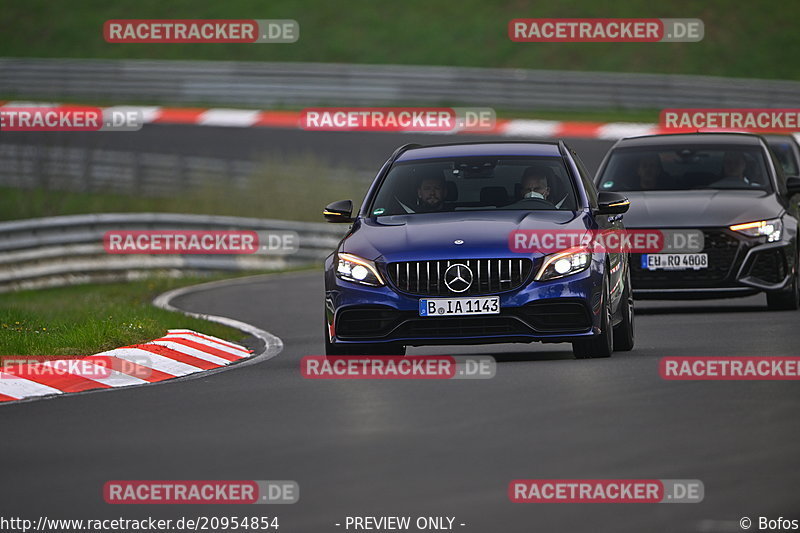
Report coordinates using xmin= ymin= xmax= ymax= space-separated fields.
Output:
xmin=747 ymin=249 xmax=786 ymax=284
xmin=517 ymin=300 xmax=592 ymax=332
xmin=394 ymin=316 xmax=531 ymax=337
xmin=336 ymin=307 xmax=401 ymax=338
xmin=386 ymin=258 xmax=535 ymax=296
xmin=335 ymin=303 xmax=590 ymax=341
xmin=631 ymin=230 xmax=741 ymax=287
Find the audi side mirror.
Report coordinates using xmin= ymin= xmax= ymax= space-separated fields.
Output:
xmin=786 ymin=176 xmax=800 ymax=197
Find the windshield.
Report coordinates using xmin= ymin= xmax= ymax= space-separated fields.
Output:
xmin=370 ymin=156 xmax=577 ymax=216
xmin=598 ymin=145 xmax=773 ymax=193
xmin=767 ymin=140 xmax=799 ymax=176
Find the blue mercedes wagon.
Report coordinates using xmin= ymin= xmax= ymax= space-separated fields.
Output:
xmin=323 ymin=141 xmax=634 ymax=359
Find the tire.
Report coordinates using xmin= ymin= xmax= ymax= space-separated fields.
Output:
xmin=324 ymin=318 xmax=406 ymax=356
xmin=613 ymin=268 xmax=635 ymax=351
xmin=766 ymin=256 xmax=800 ymax=311
xmin=572 ymin=276 xmax=613 ymax=359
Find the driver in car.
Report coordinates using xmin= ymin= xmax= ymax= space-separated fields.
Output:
xmin=635 ymin=154 xmax=664 ymax=190
xmin=714 ymin=150 xmax=760 ymax=187
xmin=416 ymin=174 xmax=446 ymax=212
xmin=520 ymin=167 xmax=551 ymax=200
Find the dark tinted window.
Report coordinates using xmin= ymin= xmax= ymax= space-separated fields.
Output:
xmin=370 ymin=156 xmax=577 ymax=216
xmin=598 ymin=145 xmax=773 ymax=193
xmin=767 ymin=140 xmax=799 ymax=176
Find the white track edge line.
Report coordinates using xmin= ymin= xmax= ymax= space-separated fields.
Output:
xmin=0 ymin=276 xmax=285 ymax=407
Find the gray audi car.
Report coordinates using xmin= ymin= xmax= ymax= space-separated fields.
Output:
xmin=595 ymin=133 xmax=800 ymax=310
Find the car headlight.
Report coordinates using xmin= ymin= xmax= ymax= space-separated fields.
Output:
xmin=535 ymin=246 xmax=592 ymax=281
xmin=336 ymin=253 xmax=385 ymax=286
xmin=730 ymin=218 xmax=783 ymax=242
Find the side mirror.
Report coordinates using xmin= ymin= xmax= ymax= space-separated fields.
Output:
xmin=786 ymin=176 xmax=800 ymax=196
xmin=323 ymin=200 xmax=354 ymax=223
xmin=596 ymin=192 xmax=630 ymax=215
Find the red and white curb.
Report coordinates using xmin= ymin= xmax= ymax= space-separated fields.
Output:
xmin=0 ymin=330 xmax=252 ymax=403
xmin=0 ymin=100 xmax=666 ymax=140
xmin=0 ymin=274 xmax=286 ymax=406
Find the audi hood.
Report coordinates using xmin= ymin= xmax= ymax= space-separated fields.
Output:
xmin=619 ymin=190 xmax=784 ymax=229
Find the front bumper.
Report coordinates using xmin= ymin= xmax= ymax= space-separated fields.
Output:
xmin=631 ymin=228 xmax=796 ymax=300
xmin=324 ymin=259 xmax=603 ymax=347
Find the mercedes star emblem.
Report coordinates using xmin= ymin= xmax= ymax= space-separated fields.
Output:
xmin=443 ymin=263 xmax=473 ymax=293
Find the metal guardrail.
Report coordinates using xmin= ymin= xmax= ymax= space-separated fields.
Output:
xmin=2 ymin=58 xmax=800 ymax=110
xmin=0 ymin=143 xmax=258 ymax=196
xmin=0 ymin=213 xmax=346 ymax=292
xmin=0 ymin=142 xmax=373 ymax=197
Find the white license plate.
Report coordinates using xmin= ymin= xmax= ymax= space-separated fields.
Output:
xmin=419 ymin=296 xmax=500 ymax=316
xmin=642 ymin=253 xmax=708 ymax=270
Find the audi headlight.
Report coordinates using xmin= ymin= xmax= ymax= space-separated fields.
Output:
xmin=535 ymin=246 xmax=592 ymax=281
xmin=730 ymin=218 xmax=783 ymax=242
xmin=336 ymin=253 xmax=384 ymax=286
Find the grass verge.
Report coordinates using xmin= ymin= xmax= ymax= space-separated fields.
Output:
xmin=0 ymin=272 xmax=298 ymax=358
xmin=1 ymin=0 xmax=797 ymax=80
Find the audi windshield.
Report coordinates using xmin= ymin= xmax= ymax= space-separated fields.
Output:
xmin=597 ymin=146 xmax=774 ymax=192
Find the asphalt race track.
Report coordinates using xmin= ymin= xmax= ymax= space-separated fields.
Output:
xmin=1 ymin=127 xmax=799 ymax=532
xmin=1 ymin=270 xmax=799 ymax=532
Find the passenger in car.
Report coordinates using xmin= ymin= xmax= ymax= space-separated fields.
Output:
xmin=710 ymin=151 xmax=762 ymax=188
xmin=519 ymin=166 xmax=552 ymax=200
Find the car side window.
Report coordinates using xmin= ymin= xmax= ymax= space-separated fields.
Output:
xmin=769 ymin=149 xmax=789 ymax=196
xmin=570 ymin=148 xmax=598 ymax=208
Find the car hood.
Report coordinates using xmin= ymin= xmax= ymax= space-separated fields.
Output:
xmin=342 ymin=210 xmax=590 ymax=262
xmin=620 ymin=190 xmax=784 ymax=229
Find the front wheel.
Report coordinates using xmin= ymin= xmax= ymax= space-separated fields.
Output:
xmin=572 ymin=276 xmax=613 ymax=359
xmin=613 ymin=269 xmax=635 ymax=351
xmin=766 ymin=260 xmax=799 ymax=311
